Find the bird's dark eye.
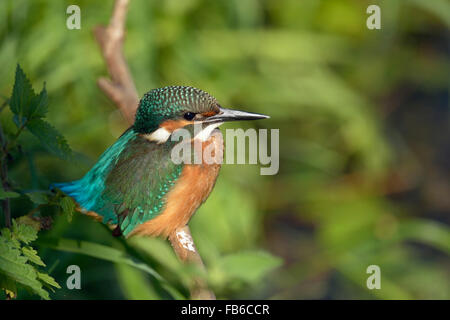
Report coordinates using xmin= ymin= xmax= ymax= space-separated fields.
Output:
xmin=183 ymin=112 xmax=196 ymax=120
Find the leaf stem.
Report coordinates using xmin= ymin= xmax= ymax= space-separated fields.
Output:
xmin=3 ymin=122 xmax=26 ymax=157
xmin=26 ymin=204 xmax=46 ymax=217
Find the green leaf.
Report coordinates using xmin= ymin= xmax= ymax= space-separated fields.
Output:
xmin=37 ymin=237 xmax=185 ymax=299
xmin=59 ymin=196 xmax=75 ymax=222
xmin=0 ymin=228 xmax=20 ymax=248
xmin=128 ymin=236 xmax=196 ymax=290
xmin=0 ymin=237 xmax=49 ymax=300
xmin=22 ymin=246 xmax=46 ymax=267
xmin=396 ymin=219 xmax=450 ymax=253
xmin=26 ymin=118 xmax=72 ymax=160
xmin=26 ymin=83 xmax=48 ymax=119
xmin=37 ymin=272 xmax=61 ymax=289
xmin=12 ymin=219 xmax=38 ymax=244
xmin=9 ymin=64 xmax=35 ymax=119
xmin=9 ymin=64 xmax=48 ymax=124
xmin=218 ymin=251 xmax=282 ymax=283
xmin=16 ymin=216 xmax=41 ymax=232
xmin=37 ymin=237 xmax=162 ymax=279
xmin=0 ymin=190 xmax=20 ymax=199
xmin=115 ymin=263 xmax=159 ymax=300
xmin=25 ymin=191 xmax=48 ymax=205
xmin=0 ymin=221 xmax=57 ymax=299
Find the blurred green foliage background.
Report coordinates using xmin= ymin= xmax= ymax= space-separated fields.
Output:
xmin=0 ymin=0 xmax=449 ymax=299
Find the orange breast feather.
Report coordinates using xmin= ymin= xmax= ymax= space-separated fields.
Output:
xmin=129 ymin=129 xmax=223 ymax=238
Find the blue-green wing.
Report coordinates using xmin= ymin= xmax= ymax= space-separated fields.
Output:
xmin=99 ymin=134 xmax=183 ymax=235
xmin=53 ymin=128 xmax=183 ymax=236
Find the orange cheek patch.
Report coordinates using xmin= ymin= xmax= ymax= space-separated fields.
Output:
xmin=201 ymin=111 xmax=217 ymax=117
xmin=160 ymin=120 xmax=191 ymax=132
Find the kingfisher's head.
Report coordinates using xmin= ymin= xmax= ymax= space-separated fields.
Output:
xmin=133 ymin=86 xmax=268 ymax=142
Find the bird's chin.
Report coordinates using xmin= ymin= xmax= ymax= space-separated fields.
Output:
xmin=193 ymin=122 xmax=224 ymax=142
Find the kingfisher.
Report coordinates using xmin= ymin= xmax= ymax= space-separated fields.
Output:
xmin=52 ymin=86 xmax=268 ymax=238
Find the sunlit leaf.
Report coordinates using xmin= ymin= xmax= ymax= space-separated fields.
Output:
xmin=37 ymin=272 xmax=61 ymax=289
xmin=22 ymin=246 xmax=46 ymax=267
xmin=0 ymin=237 xmax=49 ymax=300
xmin=12 ymin=220 xmax=37 ymax=244
xmin=115 ymin=263 xmax=159 ymax=300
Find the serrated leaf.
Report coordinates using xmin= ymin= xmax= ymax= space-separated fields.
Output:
xmin=26 ymin=118 xmax=72 ymax=160
xmin=9 ymin=64 xmax=35 ymax=119
xmin=22 ymin=246 xmax=46 ymax=267
xmin=26 ymin=191 xmax=48 ymax=205
xmin=0 ymin=228 xmax=20 ymax=248
xmin=12 ymin=220 xmax=37 ymax=244
xmin=16 ymin=216 xmax=41 ymax=232
xmin=25 ymin=83 xmax=48 ymax=119
xmin=218 ymin=251 xmax=283 ymax=283
xmin=60 ymin=196 xmax=75 ymax=222
xmin=37 ymin=272 xmax=60 ymax=289
xmin=0 ymin=237 xmax=49 ymax=299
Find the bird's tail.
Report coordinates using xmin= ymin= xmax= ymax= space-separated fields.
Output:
xmin=50 ymin=179 xmax=94 ymax=210
xmin=50 ymin=181 xmax=78 ymax=196
xmin=49 ymin=127 xmax=136 ymax=224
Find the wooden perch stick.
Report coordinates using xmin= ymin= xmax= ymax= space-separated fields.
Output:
xmin=93 ymin=0 xmax=215 ymax=300
xmin=169 ymin=226 xmax=216 ymax=300
xmin=93 ymin=0 xmax=139 ymax=124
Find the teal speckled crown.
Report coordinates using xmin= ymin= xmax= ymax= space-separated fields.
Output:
xmin=134 ymin=86 xmax=219 ymax=133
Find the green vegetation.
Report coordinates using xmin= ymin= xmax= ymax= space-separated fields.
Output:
xmin=0 ymin=0 xmax=449 ymax=299
xmin=0 ymin=218 xmax=60 ymax=299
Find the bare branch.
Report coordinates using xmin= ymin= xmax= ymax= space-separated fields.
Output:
xmin=169 ymin=226 xmax=216 ymax=299
xmin=0 ymin=120 xmax=11 ymax=228
xmin=94 ymin=0 xmax=139 ymax=124
xmin=94 ymin=0 xmax=215 ymax=300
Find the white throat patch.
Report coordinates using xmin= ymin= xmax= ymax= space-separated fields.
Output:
xmin=144 ymin=122 xmax=223 ymax=144
xmin=194 ymin=122 xmax=223 ymax=142
xmin=145 ymin=127 xmax=171 ymax=144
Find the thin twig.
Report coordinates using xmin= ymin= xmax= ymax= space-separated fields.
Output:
xmin=2 ymin=123 xmax=26 ymax=159
xmin=93 ymin=0 xmax=215 ymax=300
xmin=93 ymin=0 xmax=139 ymax=124
xmin=169 ymin=225 xmax=216 ymax=299
xmin=0 ymin=121 xmax=11 ymax=228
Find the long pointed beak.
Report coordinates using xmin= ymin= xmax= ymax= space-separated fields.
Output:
xmin=204 ymin=107 xmax=269 ymax=123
